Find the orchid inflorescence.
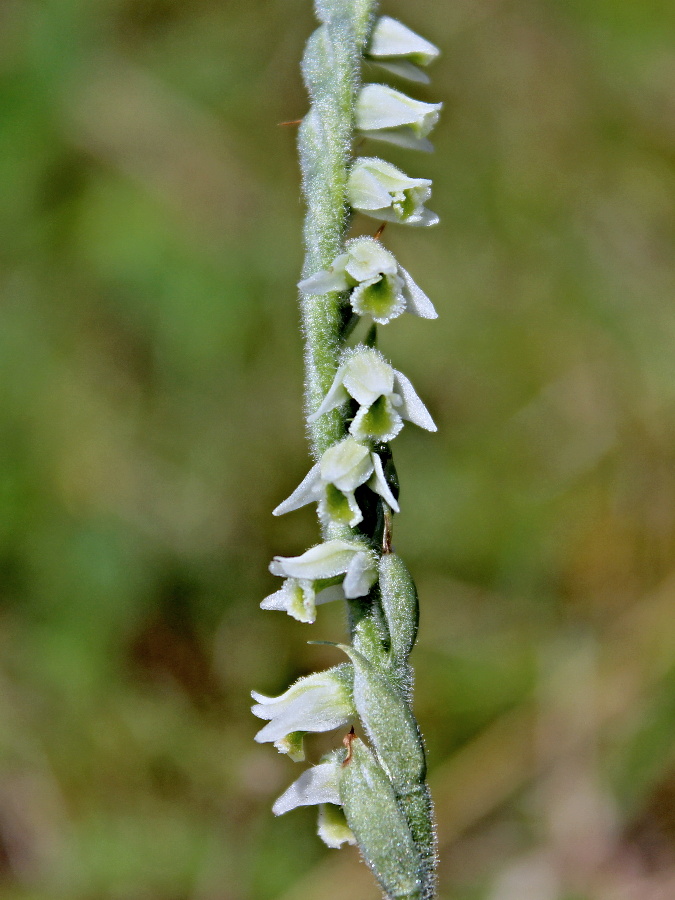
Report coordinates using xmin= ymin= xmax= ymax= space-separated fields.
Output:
xmin=253 ymin=4 xmax=440 ymax=898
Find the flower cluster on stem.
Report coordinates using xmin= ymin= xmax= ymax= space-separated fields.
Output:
xmin=253 ymin=3 xmax=441 ymax=898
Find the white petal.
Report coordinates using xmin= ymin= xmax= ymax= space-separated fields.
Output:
xmin=369 ymin=59 xmax=430 ymax=85
xmin=320 ymin=438 xmax=373 ymax=492
xmin=368 ymin=452 xmax=400 ymax=513
xmin=272 ymin=759 xmax=342 ymax=815
xmin=342 ymin=348 xmax=395 ymax=407
xmin=307 ymin=364 xmax=350 ymax=423
xmin=399 ymin=266 xmax=437 ymax=318
xmin=269 ymin=540 xmax=362 ymax=581
xmin=343 ymin=551 xmax=378 ymax=599
xmin=273 ymin=463 xmax=322 ymax=516
xmin=368 ymin=16 xmax=440 ymax=67
xmin=393 ymin=370 xmax=436 ymax=431
xmin=343 ymin=237 xmax=397 ymax=282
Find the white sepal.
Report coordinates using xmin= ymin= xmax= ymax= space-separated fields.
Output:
xmin=252 ymin=666 xmax=354 ymax=747
xmin=298 ymin=252 xmax=350 ymax=295
xmin=348 ymin=157 xmax=438 ymax=227
xmin=341 ymin=348 xmax=395 ymax=407
xmin=273 ymin=463 xmax=322 ymax=516
xmin=369 ymin=58 xmax=430 ymax=85
xmin=368 ymin=452 xmax=400 ymax=513
xmin=272 ymin=754 xmax=343 ymax=815
xmin=399 ymin=266 xmax=437 ymax=318
xmin=393 ymin=369 xmax=437 ymax=432
xmin=307 ymin=363 xmax=350 ymax=422
xmin=368 ymin=15 xmax=440 ymax=68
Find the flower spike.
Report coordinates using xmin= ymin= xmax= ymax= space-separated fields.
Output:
xmin=259 ymin=5 xmax=440 ymax=896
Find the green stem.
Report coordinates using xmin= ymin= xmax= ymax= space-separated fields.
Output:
xmin=298 ymin=1 xmax=378 ymax=464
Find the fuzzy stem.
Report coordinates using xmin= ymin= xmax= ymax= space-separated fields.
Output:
xmin=298 ymin=1 xmax=378 ymax=465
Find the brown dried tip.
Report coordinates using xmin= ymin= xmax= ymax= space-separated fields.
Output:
xmin=278 ymin=119 xmax=303 ymax=127
xmin=342 ymin=726 xmax=356 ymax=767
xmin=373 ymin=223 xmax=387 ymax=240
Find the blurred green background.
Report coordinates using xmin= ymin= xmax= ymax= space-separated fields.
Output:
xmin=2 ymin=0 xmax=675 ymax=898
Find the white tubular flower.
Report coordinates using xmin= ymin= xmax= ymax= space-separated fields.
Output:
xmin=273 ymin=438 xmax=399 ymax=528
xmin=260 ymin=578 xmax=344 ymax=624
xmin=356 ymin=85 xmax=442 ymax=152
xmin=268 ymin=539 xmax=378 ymax=600
xmin=252 ymin=667 xmax=354 ymax=757
xmin=348 ymin=157 xmax=438 ymax=227
xmin=272 ymin=752 xmax=343 ymax=815
xmin=298 ymin=237 xmax=436 ymax=323
xmin=309 ymin=346 xmax=436 ymax=442
xmin=367 ymin=15 xmax=440 ymax=84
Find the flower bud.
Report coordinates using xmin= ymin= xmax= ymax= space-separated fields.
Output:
xmin=356 ymin=84 xmax=442 ymax=152
xmin=367 ymin=15 xmax=440 ymax=85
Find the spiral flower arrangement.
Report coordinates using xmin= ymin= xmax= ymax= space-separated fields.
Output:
xmin=252 ymin=3 xmax=441 ymax=897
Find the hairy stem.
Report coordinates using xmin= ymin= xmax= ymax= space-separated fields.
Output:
xmin=298 ymin=1 xmax=378 ymax=464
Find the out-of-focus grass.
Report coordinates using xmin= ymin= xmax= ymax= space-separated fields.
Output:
xmin=1 ymin=1 xmax=675 ymax=898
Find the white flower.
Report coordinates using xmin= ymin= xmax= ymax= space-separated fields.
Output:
xmin=348 ymin=157 xmax=438 ymax=227
xmin=367 ymin=15 xmax=440 ymax=85
xmin=273 ymin=438 xmax=400 ymax=528
xmin=252 ymin=667 xmax=354 ymax=758
xmin=272 ymin=752 xmax=343 ymax=815
xmin=260 ymin=578 xmax=344 ymax=624
xmin=356 ymin=84 xmax=442 ymax=152
xmin=298 ymin=236 xmax=436 ymax=323
xmin=267 ymin=539 xmax=378 ymax=600
xmin=308 ymin=346 xmax=436 ymax=442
